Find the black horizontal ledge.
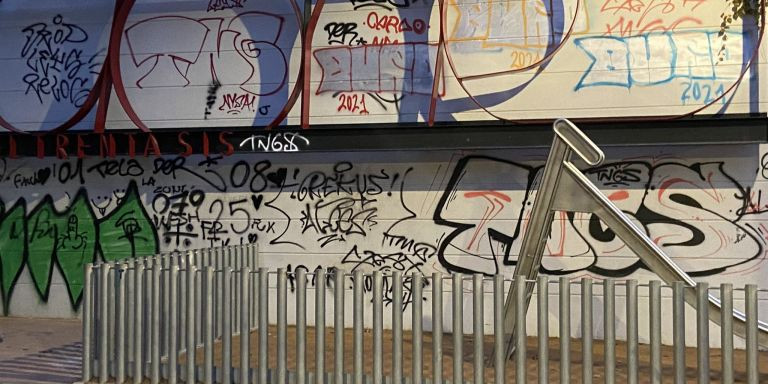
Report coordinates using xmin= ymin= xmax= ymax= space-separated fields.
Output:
xmin=233 ymin=114 xmax=768 ymax=151
xmin=306 ymin=121 xmax=768 ymax=150
xmin=0 ymin=114 xmax=765 ymax=157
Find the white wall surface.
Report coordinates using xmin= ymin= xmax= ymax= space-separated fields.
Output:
xmin=0 ymin=0 xmax=765 ymax=131
xmin=0 ymin=144 xmax=766 ymax=348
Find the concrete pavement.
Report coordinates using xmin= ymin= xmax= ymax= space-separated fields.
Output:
xmin=0 ymin=317 xmax=82 ymax=383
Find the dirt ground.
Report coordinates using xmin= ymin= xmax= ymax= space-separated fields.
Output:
xmin=178 ymin=325 xmax=768 ymax=383
xmin=0 ymin=317 xmax=81 ymax=360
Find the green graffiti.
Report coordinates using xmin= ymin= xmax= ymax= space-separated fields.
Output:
xmin=27 ymin=198 xmax=57 ymax=299
xmin=0 ymin=201 xmax=28 ymax=315
xmin=98 ymin=181 xmax=159 ymax=262
xmin=56 ymin=191 xmax=97 ymax=305
xmin=1 ymin=180 xmax=158 ymax=314
xmin=25 ymin=192 xmax=98 ymax=306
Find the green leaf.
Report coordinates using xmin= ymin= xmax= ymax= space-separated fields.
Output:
xmin=56 ymin=190 xmax=97 ymax=306
xmin=26 ymin=198 xmax=57 ymax=299
xmin=98 ymin=180 xmax=158 ymax=262
xmin=0 ymin=200 xmax=27 ymax=315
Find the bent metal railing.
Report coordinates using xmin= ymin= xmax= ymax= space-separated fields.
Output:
xmin=81 ymin=246 xmax=766 ymax=384
xmin=503 ymin=118 xmax=768 ymax=357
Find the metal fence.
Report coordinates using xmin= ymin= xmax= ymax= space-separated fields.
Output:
xmin=82 ymin=244 xmax=765 ymax=384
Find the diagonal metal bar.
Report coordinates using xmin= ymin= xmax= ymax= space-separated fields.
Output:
xmin=501 ymin=118 xmax=768 ymax=360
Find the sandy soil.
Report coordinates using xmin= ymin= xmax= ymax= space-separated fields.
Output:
xmin=177 ymin=325 xmax=768 ymax=383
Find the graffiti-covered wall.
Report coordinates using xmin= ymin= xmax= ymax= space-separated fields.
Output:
xmin=1 ymin=0 xmax=767 ymax=325
xmin=2 ymin=144 xmax=768 ymax=319
xmin=0 ymin=0 xmax=766 ymax=131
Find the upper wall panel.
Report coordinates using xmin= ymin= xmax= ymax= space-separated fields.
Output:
xmin=0 ymin=0 xmax=765 ymax=132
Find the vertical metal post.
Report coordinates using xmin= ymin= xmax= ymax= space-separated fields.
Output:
xmin=413 ymin=273 xmax=423 ymax=384
xmin=720 ymin=284 xmax=733 ymax=384
xmin=211 ymin=250 xmax=217 ymax=337
xmin=494 ymin=275 xmax=504 ymax=384
xmin=245 ymin=247 xmax=253 ymax=329
xmin=134 ymin=264 xmax=144 ymax=384
xmin=186 ymin=266 xmax=196 ymax=384
xmin=434 ymin=273 xmax=444 ymax=384
xmin=472 ymin=274 xmax=483 ymax=384
xmin=452 ymin=273 xmax=463 ymax=384
xmin=353 ymin=270 xmax=363 ymax=384
xmin=152 ymin=266 xmax=161 ymax=384
xmin=163 ymin=257 xmax=170 ymax=364
xmin=168 ymin=266 xmax=178 ymax=384
xmin=373 ymin=271 xmax=383 ymax=384
xmin=204 ymin=267 xmax=214 ymax=384
xmin=117 ymin=266 xmax=127 ymax=384
xmin=672 ymin=281 xmax=685 ymax=384
xmin=125 ymin=263 xmax=133 ymax=379
xmin=582 ymin=278 xmax=592 ymax=384
xmin=297 ymin=268 xmax=307 ymax=384
xmin=108 ymin=265 xmax=117 ymax=380
xmin=232 ymin=248 xmax=239 ymax=333
xmin=259 ymin=268 xmax=269 ymax=384
xmin=223 ymin=267 xmax=233 ymax=384
xmin=392 ymin=271 xmax=403 ymax=384
xmin=179 ymin=255 xmax=187 ymax=354
xmin=278 ymin=269 xmax=288 ymax=384
xmin=127 ymin=261 xmax=135 ymax=370
xmin=241 ymin=268 xmax=251 ymax=384
xmin=216 ymin=249 xmax=223 ymax=340
xmin=145 ymin=258 xmax=153 ymax=372
xmin=334 ymin=269 xmax=345 ymax=384
xmin=251 ymin=247 xmax=257 ymax=329
xmin=515 ymin=277 xmax=526 ymax=384
xmin=604 ymin=279 xmax=615 ymax=384
xmin=626 ymin=280 xmax=638 ymax=384
xmin=316 ymin=269 xmax=326 ymax=384
xmin=100 ymin=265 xmax=110 ymax=383
xmin=83 ymin=264 xmax=93 ymax=382
xmin=196 ymin=252 xmax=203 ymax=348
xmin=745 ymin=284 xmax=758 ymax=384
xmin=559 ymin=278 xmax=570 ymax=384
xmin=696 ymin=282 xmax=709 ymax=384
xmin=537 ymin=276 xmax=548 ymax=384
xmin=649 ymin=281 xmax=661 ymax=384
xmin=96 ymin=263 xmax=109 ymax=383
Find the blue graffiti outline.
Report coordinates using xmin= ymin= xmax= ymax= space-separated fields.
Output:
xmin=574 ymin=36 xmax=631 ymax=89
xmin=573 ymin=30 xmax=744 ymax=91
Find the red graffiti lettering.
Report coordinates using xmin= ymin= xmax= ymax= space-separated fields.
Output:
xmin=336 ymin=93 xmax=370 ymax=115
xmin=218 ymin=93 xmax=257 ymax=115
xmin=365 ymin=12 xmax=427 ymax=34
xmin=314 ymin=43 xmax=443 ymax=96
